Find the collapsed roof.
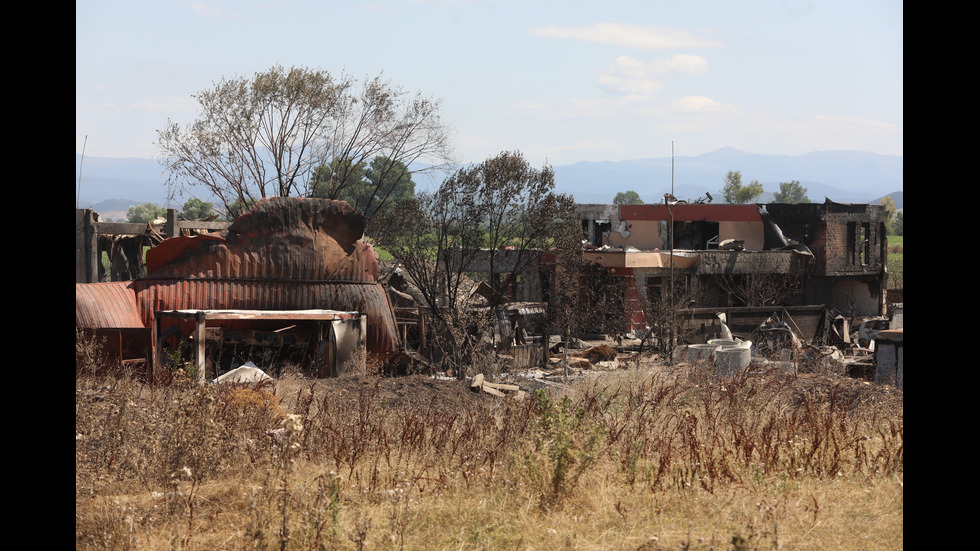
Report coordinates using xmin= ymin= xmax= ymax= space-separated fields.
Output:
xmin=77 ymin=197 xmax=401 ymax=355
xmin=146 ymin=197 xmax=381 ymax=282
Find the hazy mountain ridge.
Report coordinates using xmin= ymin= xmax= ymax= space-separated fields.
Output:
xmin=76 ymin=148 xmax=903 ymax=216
xmin=555 ymin=147 xmax=903 ymax=206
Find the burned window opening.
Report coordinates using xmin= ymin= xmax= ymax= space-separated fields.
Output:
xmin=670 ymin=221 xmax=719 ymax=250
xmin=646 ymin=275 xmax=665 ymax=306
xmin=582 ymin=219 xmax=612 ymax=247
xmin=861 ymin=222 xmax=870 ymax=266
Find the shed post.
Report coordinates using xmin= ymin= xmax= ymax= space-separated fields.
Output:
xmin=194 ymin=311 xmax=207 ymax=384
xmin=76 ymin=208 xmax=99 ymax=283
xmin=166 ymin=209 xmax=178 ymax=238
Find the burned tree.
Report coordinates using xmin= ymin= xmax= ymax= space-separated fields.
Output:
xmin=548 ymin=250 xmax=631 ymax=373
xmin=717 ymin=273 xmax=806 ymax=307
xmin=373 ymin=151 xmax=578 ymax=377
xmin=634 ymin=271 xmax=699 ymax=359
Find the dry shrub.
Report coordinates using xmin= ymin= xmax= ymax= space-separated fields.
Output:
xmin=216 ymin=384 xmax=286 ymax=426
xmin=77 ymin=364 xmax=902 ymax=550
xmin=76 ymin=329 xmax=109 ymax=378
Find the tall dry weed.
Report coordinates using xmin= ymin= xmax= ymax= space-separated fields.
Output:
xmin=77 ymin=361 xmax=901 ymax=549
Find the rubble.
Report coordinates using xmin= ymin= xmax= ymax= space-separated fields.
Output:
xmin=469 ymin=373 xmax=527 ymax=399
xmin=213 ymin=362 xmax=274 ymax=384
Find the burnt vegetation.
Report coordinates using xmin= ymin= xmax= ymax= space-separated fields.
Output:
xmin=76 ymin=335 xmax=903 ymax=550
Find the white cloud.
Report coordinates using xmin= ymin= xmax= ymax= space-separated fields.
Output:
xmin=599 ymin=55 xmax=709 ymax=94
xmin=532 ymin=23 xmax=723 ymax=50
xmin=598 ymin=74 xmax=665 ymax=95
xmin=673 ymin=96 xmax=726 ymax=114
xmin=649 ymin=54 xmax=709 ymax=76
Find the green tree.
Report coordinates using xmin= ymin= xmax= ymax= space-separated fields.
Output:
xmin=613 ymin=190 xmax=643 ymax=205
xmin=312 ymin=156 xmax=415 ymax=221
xmin=363 ymin=156 xmax=416 ymax=217
xmin=179 ymin=198 xmax=215 ymax=220
xmin=879 ymin=196 xmax=897 ymax=232
xmin=772 ymin=180 xmax=810 ymax=204
xmin=892 ymin=211 xmax=903 ymax=236
xmin=311 ymin=158 xmax=368 ymax=201
xmin=127 ymin=202 xmax=165 ymax=223
xmin=223 ymin=198 xmax=257 ymax=221
xmin=721 ymin=170 xmax=764 ymax=204
xmin=157 ymin=65 xmax=454 ymax=217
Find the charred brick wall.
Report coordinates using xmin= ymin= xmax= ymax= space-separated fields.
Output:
xmin=822 ymin=202 xmax=886 ymax=277
xmin=766 ymin=202 xmax=885 ymax=278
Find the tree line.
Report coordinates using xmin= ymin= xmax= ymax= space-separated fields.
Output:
xmin=613 ymin=173 xmax=901 ymax=235
xmin=612 ymin=171 xmax=811 ymax=207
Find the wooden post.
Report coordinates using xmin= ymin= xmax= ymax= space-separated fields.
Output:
xmin=76 ymin=209 xmax=99 ymax=283
xmin=151 ymin=313 xmax=162 ymax=385
xmin=166 ymin=209 xmax=178 ymax=238
xmin=194 ymin=311 xmax=207 ymax=384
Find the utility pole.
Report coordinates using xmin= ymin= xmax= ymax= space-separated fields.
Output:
xmin=667 ymin=141 xmax=675 ymax=364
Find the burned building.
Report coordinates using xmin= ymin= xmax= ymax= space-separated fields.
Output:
xmin=76 ymin=197 xmax=401 ymax=380
xmin=577 ymin=199 xmax=889 ymax=343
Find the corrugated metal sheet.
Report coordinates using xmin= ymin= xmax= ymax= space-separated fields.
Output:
xmin=145 ymin=198 xmax=380 ymax=282
xmin=131 ymin=278 xmax=400 ymax=353
xmin=79 ymin=199 xmax=402 ymax=355
xmin=76 ymin=282 xmax=145 ymax=329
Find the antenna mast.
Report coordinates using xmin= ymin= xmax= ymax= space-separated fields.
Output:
xmin=77 ymin=135 xmax=88 ymax=210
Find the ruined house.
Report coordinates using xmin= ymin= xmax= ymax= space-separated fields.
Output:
xmin=428 ymin=199 xmax=889 ymax=351
xmin=576 ymin=199 xmax=890 ymax=343
xmin=76 ymin=197 xmax=401 ymax=380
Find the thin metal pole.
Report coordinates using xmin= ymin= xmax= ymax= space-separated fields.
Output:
xmin=668 ymin=202 xmax=674 ymax=363
xmin=76 ymin=135 xmax=88 ymax=210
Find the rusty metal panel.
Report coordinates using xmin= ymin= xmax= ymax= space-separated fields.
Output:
xmin=145 ymin=198 xmax=380 ymax=282
xmin=76 ymin=282 xmax=145 ymax=329
xmin=131 ymin=279 xmax=400 ymax=353
xmin=98 ymin=199 xmax=404 ymax=354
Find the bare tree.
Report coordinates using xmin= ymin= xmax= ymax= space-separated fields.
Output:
xmin=718 ymin=273 xmax=805 ymax=307
xmin=632 ymin=271 xmax=699 ymax=362
xmin=466 ymin=151 xmax=578 ymax=308
xmin=157 ymin=65 xmax=455 ymax=216
xmin=547 ymin=251 xmax=631 ymax=374
xmin=373 ymin=151 xmax=578 ymax=377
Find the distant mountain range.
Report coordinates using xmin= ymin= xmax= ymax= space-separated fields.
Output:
xmin=553 ymin=147 xmax=903 ymax=207
xmin=75 ymin=147 xmax=903 ymax=219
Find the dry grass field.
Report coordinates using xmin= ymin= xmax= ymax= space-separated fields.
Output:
xmin=76 ymin=345 xmax=903 ymax=550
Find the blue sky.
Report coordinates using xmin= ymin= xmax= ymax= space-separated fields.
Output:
xmin=76 ymin=0 xmax=902 ymax=167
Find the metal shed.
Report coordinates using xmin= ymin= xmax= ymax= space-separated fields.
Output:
xmin=153 ymin=309 xmax=367 ymax=382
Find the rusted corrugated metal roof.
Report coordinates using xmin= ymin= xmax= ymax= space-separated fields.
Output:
xmin=156 ymin=309 xmax=364 ymax=321
xmin=145 ymin=198 xmax=380 ymax=282
xmin=76 ymin=282 xmax=145 ymax=329
xmin=131 ymin=278 xmax=400 ymax=353
xmin=79 ymin=198 xmax=402 ymax=354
